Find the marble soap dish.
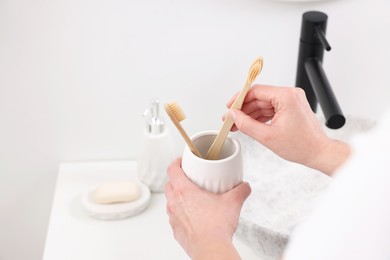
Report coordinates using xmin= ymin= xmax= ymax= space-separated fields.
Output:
xmin=82 ymin=181 xmax=151 ymax=220
xmin=234 ymin=116 xmax=376 ymax=260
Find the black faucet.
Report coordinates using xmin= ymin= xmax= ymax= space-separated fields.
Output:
xmin=295 ymin=11 xmax=345 ymax=129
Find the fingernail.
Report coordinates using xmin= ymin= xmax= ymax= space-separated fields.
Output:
xmin=229 ymin=109 xmax=237 ymax=121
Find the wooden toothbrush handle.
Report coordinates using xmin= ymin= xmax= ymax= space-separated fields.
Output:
xmin=176 ymin=123 xmax=203 ymax=158
xmin=186 ymin=138 xmax=203 ymax=159
xmin=206 ymin=81 xmax=252 ymax=160
xmin=205 ymin=115 xmax=235 ymax=160
xmin=230 ymin=82 xmax=251 ymax=109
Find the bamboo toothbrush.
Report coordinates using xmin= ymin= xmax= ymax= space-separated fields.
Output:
xmin=206 ymin=57 xmax=264 ymax=160
xmin=164 ymin=102 xmax=203 ymax=158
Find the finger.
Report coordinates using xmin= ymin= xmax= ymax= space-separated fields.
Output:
xmin=165 ymin=181 xmax=174 ymax=200
xmin=230 ymin=125 xmax=238 ymax=132
xmin=224 ymin=100 xmax=274 ymax=128
xmin=167 ymin=158 xmax=185 ymax=185
xmin=226 ymin=86 xmax=276 ymax=109
xmin=246 ymin=109 xmax=275 ymax=122
xmin=243 ymin=84 xmax=289 ymax=106
xmin=229 ymin=111 xmax=272 ymax=132
xmin=227 ymin=84 xmax=285 ymax=109
xmin=255 ymin=115 xmax=273 ymax=123
xmin=225 ymin=181 xmax=252 ymax=206
xmin=223 ymin=111 xmax=266 ymax=131
xmin=165 ymin=182 xmax=174 ymax=215
xmin=230 ymin=109 xmax=273 ymax=143
xmin=222 ymin=112 xmax=228 ymax=122
xmin=167 ymin=158 xmax=199 ymax=190
xmin=240 ymin=100 xmax=274 ymax=115
xmin=166 ymin=157 xmax=182 ymax=177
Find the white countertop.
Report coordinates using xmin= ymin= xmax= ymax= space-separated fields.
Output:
xmin=43 ymin=160 xmax=261 ymax=260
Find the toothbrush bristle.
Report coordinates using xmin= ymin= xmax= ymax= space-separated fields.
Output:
xmin=168 ymin=102 xmax=186 ymax=122
xmin=248 ymin=57 xmax=263 ymax=81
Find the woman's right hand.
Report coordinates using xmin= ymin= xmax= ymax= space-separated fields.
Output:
xmin=227 ymin=85 xmax=350 ymax=175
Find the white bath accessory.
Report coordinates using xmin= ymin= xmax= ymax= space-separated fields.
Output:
xmin=82 ymin=181 xmax=151 ymax=220
xmin=182 ymin=130 xmax=243 ymax=194
xmin=93 ymin=181 xmax=140 ymax=204
xmin=137 ymin=100 xmax=175 ymax=192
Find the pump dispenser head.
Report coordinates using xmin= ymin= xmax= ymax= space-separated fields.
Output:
xmin=143 ymin=100 xmax=165 ymax=135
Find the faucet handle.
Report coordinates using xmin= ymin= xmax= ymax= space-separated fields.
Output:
xmin=315 ymin=26 xmax=331 ymax=51
xmin=300 ymin=11 xmax=331 ymax=51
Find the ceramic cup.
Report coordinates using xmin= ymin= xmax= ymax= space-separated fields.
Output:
xmin=181 ymin=131 xmax=243 ymax=194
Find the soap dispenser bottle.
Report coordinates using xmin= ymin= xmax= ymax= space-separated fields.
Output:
xmin=137 ymin=100 xmax=175 ymax=193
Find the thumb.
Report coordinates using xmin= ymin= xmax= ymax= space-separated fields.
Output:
xmin=226 ymin=181 xmax=251 ymax=205
xmin=229 ymin=109 xmax=270 ymax=142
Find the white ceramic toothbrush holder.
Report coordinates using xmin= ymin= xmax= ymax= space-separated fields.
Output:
xmin=182 ymin=131 xmax=243 ymax=194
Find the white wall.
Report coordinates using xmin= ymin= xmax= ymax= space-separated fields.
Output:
xmin=1 ymin=0 xmax=389 ymax=259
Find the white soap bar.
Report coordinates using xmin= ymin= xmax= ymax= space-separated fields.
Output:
xmin=93 ymin=181 xmax=140 ymax=204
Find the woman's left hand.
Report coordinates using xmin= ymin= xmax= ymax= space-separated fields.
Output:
xmin=165 ymin=158 xmax=251 ymax=259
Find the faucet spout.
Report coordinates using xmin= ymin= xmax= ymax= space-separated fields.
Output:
xmin=305 ymin=58 xmax=345 ymax=129
xmin=295 ymin=11 xmax=345 ymax=129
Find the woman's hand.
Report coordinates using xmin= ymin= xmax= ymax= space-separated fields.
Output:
xmin=227 ymin=85 xmax=350 ymax=175
xmin=165 ymin=158 xmax=251 ymax=260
